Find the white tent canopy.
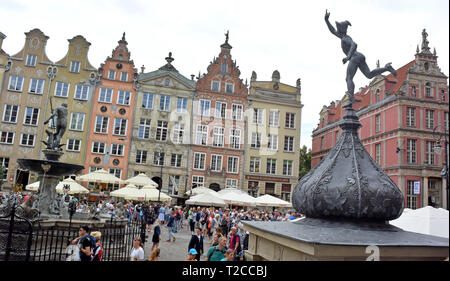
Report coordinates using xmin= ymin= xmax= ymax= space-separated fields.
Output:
xmin=186 ymin=193 xmax=227 ymax=207
xmin=25 ymin=181 xmax=40 ymax=191
xmin=114 ymin=184 xmax=171 ymax=202
xmin=389 ymin=206 xmax=449 ymax=238
xmin=217 ymin=191 xmax=257 ymax=206
xmin=185 ymin=186 xmax=217 ymax=196
xmin=254 ymin=194 xmax=292 ymax=208
xmin=217 ymin=187 xmax=246 ymax=195
xmin=26 ymin=179 xmax=89 ymax=194
xmin=125 ymin=173 xmax=158 ymax=188
xmin=110 ymin=184 xmax=138 ymax=198
xmin=76 ymin=169 xmax=125 ymax=185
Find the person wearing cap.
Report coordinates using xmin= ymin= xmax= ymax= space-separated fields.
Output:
xmin=185 ymin=249 xmax=198 ymax=261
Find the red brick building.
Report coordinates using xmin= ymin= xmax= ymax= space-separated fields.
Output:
xmin=84 ymin=33 xmax=137 ymax=193
xmin=312 ymin=30 xmax=449 ymax=210
xmin=189 ymin=33 xmax=248 ymax=192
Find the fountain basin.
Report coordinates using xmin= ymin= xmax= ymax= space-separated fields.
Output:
xmin=17 ymin=158 xmax=84 ymax=177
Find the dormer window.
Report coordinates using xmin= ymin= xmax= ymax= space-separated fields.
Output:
xmin=221 ymin=62 xmax=228 ymax=73
xmin=25 ymin=54 xmax=37 ymax=67
xmin=70 ymin=61 xmax=81 ymax=73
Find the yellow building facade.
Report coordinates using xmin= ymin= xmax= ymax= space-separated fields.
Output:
xmin=39 ymin=35 xmax=98 ymax=170
xmin=244 ymin=70 xmax=303 ymax=202
xmin=128 ymin=53 xmax=196 ymax=204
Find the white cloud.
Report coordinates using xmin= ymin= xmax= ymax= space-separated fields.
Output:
xmin=1 ymin=0 xmax=448 ymax=149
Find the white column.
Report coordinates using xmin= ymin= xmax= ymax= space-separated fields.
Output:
xmin=423 ymin=177 xmax=429 ymax=207
xmin=442 ymin=178 xmax=447 ymax=209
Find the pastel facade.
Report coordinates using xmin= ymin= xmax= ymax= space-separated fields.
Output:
xmin=189 ymin=35 xmax=248 ymax=193
xmin=84 ymin=34 xmax=137 ymax=193
xmin=244 ymin=71 xmax=303 ymax=201
xmin=311 ymin=30 xmax=449 ymax=210
xmin=0 ymin=29 xmax=54 ymax=189
xmin=128 ymin=53 xmax=195 ymax=203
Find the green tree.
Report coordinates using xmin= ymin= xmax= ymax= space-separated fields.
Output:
xmin=298 ymin=145 xmax=312 ymax=180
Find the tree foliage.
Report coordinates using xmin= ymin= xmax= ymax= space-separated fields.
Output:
xmin=299 ymin=145 xmax=312 ymax=180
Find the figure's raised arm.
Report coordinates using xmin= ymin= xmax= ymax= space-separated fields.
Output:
xmin=325 ymin=10 xmax=341 ymax=38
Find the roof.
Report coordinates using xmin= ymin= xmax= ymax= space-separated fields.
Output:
xmin=138 ymin=69 xmax=196 ymax=88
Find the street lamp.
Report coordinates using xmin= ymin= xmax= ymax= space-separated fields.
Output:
xmin=432 ymin=124 xmax=449 ymax=210
xmin=157 ymin=149 xmax=164 ymax=203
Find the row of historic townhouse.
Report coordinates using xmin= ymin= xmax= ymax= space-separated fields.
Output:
xmin=311 ymin=30 xmax=449 ymax=210
xmin=0 ymin=29 xmax=303 ymax=204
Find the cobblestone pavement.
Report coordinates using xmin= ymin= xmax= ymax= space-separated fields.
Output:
xmin=143 ymin=222 xmax=214 ymax=261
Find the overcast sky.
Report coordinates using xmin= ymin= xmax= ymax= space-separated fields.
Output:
xmin=1 ymin=0 xmax=448 ymax=149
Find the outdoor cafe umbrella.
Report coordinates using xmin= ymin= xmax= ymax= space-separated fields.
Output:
xmin=125 ymin=173 xmax=158 ymax=188
xmin=55 ymin=178 xmax=89 ymax=195
xmin=25 ymin=181 xmax=40 ymax=192
xmin=217 ymin=191 xmax=257 ymax=207
xmin=217 ymin=187 xmax=246 ymax=195
xmin=185 ymin=192 xmax=227 ymax=207
xmin=75 ymin=169 xmax=125 ymax=185
xmin=185 ymin=186 xmax=217 ymax=196
xmin=122 ymin=184 xmax=171 ymax=202
xmin=110 ymin=184 xmax=138 ymax=198
xmin=254 ymin=194 xmax=293 ymax=208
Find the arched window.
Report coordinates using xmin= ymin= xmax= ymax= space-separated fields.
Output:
xmin=425 ymin=82 xmax=432 ymax=97
xmin=424 ymin=62 xmax=429 ymax=71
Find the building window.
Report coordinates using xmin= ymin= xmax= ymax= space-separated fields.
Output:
xmin=215 ymin=102 xmax=227 ymax=118
xmin=142 ymin=93 xmax=154 ymax=109
xmin=8 ymin=75 xmax=24 ymax=91
xmin=164 ymin=78 xmax=170 ymax=86
xmin=25 ymin=54 xmax=37 ymax=67
xmin=268 ymin=134 xmax=278 ymax=150
xmin=120 ymin=72 xmax=128 ymax=82
xmin=99 ymin=88 xmax=113 ymax=103
xmin=199 ymin=100 xmax=211 ymax=116
xmin=226 ymin=179 xmax=238 ymax=189
xmin=159 ymin=95 xmax=170 ymax=111
xmin=111 ymin=144 xmax=124 ymax=156
xmin=138 ymin=118 xmax=151 ymax=139
xmin=69 ymin=112 xmax=85 ymax=131
xmin=406 ymin=139 xmax=417 ymax=164
xmin=281 ymin=184 xmax=291 ymax=201
xmin=113 ymin=118 xmax=127 ymax=136
xmin=0 ymin=158 xmax=10 ymax=181
xmin=425 ymin=110 xmax=434 ymax=129
xmin=70 ymin=61 xmax=81 ymax=73
xmin=375 ymin=89 xmax=380 ymax=102
xmin=172 ymin=122 xmax=184 ymax=144
xmin=425 ymin=82 xmax=433 ymax=97
xmin=156 ymin=120 xmax=168 ymax=141
xmin=117 ymin=90 xmax=131 ymax=105
xmin=265 ymin=183 xmax=275 ymax=195
xmin=445 ymin=112 xmax=449 ymax=131
xmin=213 ymin=127 xmax=224 ymax=147
xmin=153 ymin=151 xmax=165 ymax=166
xmin=196 ymin=125 xmax=208 ymax=145
xmin=249 ymin=157 xmax=260 ymax=173
xmin=285 ymin=113 xmax=295 ymax=128
xmin=283 ymin=160 xmax=293 ymax=176
xmin=170 ymin=154 xmax=182 ymax=168
xmin=211 ymin=154 xmax=223 ymax=172
xmin=67 ymin=139 xmax=81 ymax=152
xmin=0 ymin=132 xmax=14 ymax=144
xmin=211 ymin=81 xmax=220 ymax=92
xmin=406 ymin=180 xmax=418 ymax=209
xmin=406 ymin=107 xmax=416 ymax=127
xmin=20 ymin=134 xmax=35 ymax=147
xmin=193 ymin=152 xmax=206 ymax=170
xmin=251 ymin=132 xmax=261 ymax=149
xmin=136 ymin=150 xmax=147 ymax=164
xmin=75 ymin=84 xmax=90 ymax=100
xmin=225 ymin=83 xmax=234 ymax=94
xmin=267 ymin=159 xmax=277 ymax=175
xmin=108 ymin=70 xmax=116 ymax=80
xmin=23 ymin=107 xmax=40 ymax=126
xmin=109 ymin=168 xmax=122 ymax=180
xmin=375 ymin=114 xmax=381 ymax=133
xmin=269 ymin=110 xmax=280 ymax=127
xmin=284 ymin=136 xmax=294 ymax=152
xmin=192 ymin=176 xmax=204 ymax=188
xmin=375 ymin=143 xmax=381 ymax=165
xmin=441 ymin=90 xmax=446 ymax=102
xmin=168 ymin=175 xmax=180 ymax=195
xmin=54 ymin=81 xmax=69 ymax=97
xmin=425 ymin=141 xmax=435 ymax=165
xmin=227 ymin=156 xmax=239 ymax=174
xmin=411 ymin=86 xmax=416 ymax=97
xmin=320 ymin=136 xmax=325 ymax=150
xmin=230 ymin=129 xmax=241 ymax=149
xmin=253 ymin=108 xmax=263 ymax=124
xmin=232 ymin=104 xmax=243 ymax=120
xmin=176 ymin=97 xmax=188 ymax=113
xmin=2 ymin=104 xmax=19 ymax=123
xmin=28 ymin=78 xmax=45 ymax=94
xmin=92 ymin=142 xmax=106 ymax=154
xmin=221 ymin=62 xmax=228 ymax=73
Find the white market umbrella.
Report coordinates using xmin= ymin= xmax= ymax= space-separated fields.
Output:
xmin=76 ymin=169 xmax=125 ymax=185
xmin=217 ymin=191 xmax=257 ymax=206
xmin=25 ymin=181 xmax=40 ymax=192
xmin=123 ymin=184 xmax=171 ymax=202
xmin=185 ymin=186 xmax=217 ymax=196
xmin=389 ymin=206 xmax=449 ymax=238
xmin=217 ymin=187 xmax=246 ymax=195
xmin=125 ymin=173 xmax=158 ymax=188
xmin=55 ymin=178 xmax=89 ymax=194
xmin=110 ymin=184 xmax=138 ymax=198
xmin=186 ymin=193 xmax=227 ymax=207
xmin=255 ymin=194 xmax=293 ymax=208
